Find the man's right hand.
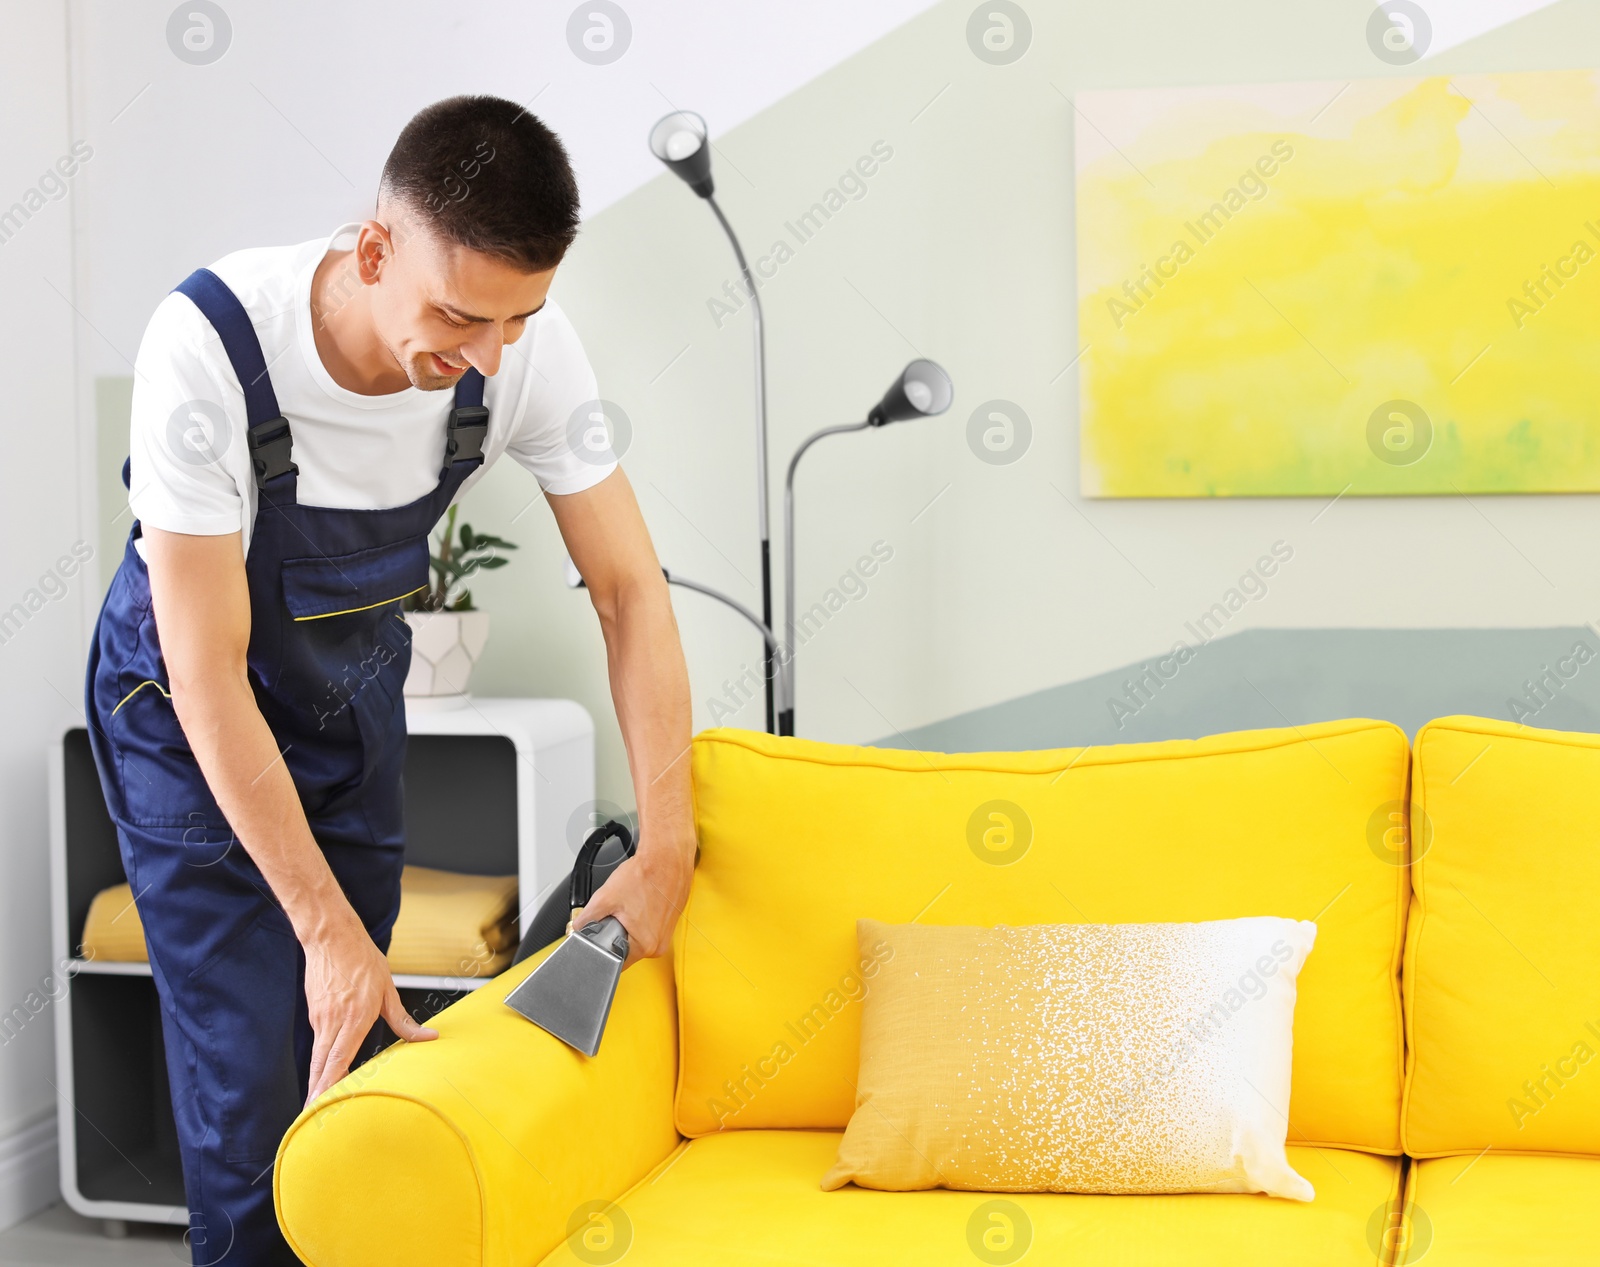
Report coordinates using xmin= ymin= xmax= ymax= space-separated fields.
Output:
xmin=144 ymin=527 xmax=439 ymax=1107
xmin=301 ymin=910 xmax=439 ymax=1105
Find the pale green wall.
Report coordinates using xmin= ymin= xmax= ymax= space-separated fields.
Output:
xmin=97 ymin=0 xmax=1600 ymax=815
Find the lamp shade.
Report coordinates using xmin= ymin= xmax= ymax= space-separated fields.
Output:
xmin=648 ymin=111 xmax=714 ymax=198
xmin=868 ymin=359 xmax=954 ymax=426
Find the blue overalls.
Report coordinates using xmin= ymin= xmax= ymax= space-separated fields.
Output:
xmin=84 ymin=268 xmax=491 ymax=1265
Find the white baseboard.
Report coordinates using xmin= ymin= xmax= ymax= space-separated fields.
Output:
xmin=0 ymin=1114 xmax=59 ymax=1232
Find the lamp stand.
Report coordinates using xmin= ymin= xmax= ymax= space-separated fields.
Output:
xmin=706 ymin=195 xmax=775 ymax=735
xmin=781 ymin=420 xmax=871 ymax=737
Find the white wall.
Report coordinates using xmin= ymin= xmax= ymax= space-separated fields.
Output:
xmin=0 ymin=0 xmax=82 ymax=1227
xmin=68 ymin=0 xmax=937 ymax=392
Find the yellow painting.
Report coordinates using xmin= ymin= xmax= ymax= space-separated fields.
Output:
xmin=1075 ymin=70 xmax=1600 ymax=496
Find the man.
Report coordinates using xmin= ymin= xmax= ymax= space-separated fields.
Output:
xmin=84 ymin=96 xmax=695 ymax=1265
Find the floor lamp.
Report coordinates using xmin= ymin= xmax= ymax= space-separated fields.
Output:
xmin=780 ymin=359 xmax=954 ymax=736
xmin=648 ymin=111 xmax=777 ymax=734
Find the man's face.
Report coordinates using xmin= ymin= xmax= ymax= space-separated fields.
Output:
xmin=361 ymin=216 xmax=556 ymax=391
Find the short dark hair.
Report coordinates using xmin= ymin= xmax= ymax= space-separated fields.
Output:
xmin=380 ymin=95 xmax=580 ymax=273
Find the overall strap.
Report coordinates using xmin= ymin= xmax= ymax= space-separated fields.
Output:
xmin=173 ymin=268 xmax=297 ymax=490
xmin=442 ymin=368 xmax=490 ymax=476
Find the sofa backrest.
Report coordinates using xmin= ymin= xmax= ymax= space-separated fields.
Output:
xmin=1405 ymin=716 xmax=1600 ymax=1156
xmin=679 ymin=721 xmax=1410 ymax=1152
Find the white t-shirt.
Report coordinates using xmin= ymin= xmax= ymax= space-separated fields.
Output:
xmin=127 ymin=223 xmax=616 ymax=560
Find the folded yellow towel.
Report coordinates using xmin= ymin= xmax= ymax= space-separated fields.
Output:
xmin=80 ymin=865 xmax=520 ymax=978
xmin=78 ymin=883 xmax=149 ymax=964
xmin=386 ymin=865 xmax=520 ymax=977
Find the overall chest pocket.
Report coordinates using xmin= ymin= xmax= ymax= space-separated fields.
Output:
xmin=281 ymin=537 xmax=430 ymax=622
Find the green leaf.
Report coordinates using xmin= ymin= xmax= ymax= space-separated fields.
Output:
xmin=425 ymin=506 xmax=519 ymax=601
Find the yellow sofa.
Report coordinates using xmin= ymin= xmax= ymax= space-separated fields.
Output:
xmin=274 ymin=717 xmax=1600 ymax=1265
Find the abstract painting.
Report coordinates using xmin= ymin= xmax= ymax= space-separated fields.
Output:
xmin=1075 ymin=70 xmax=1600 ymax=496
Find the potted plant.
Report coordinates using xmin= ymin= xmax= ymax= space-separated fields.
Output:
xmin=402 ymin=504 xmax=517 ymax=701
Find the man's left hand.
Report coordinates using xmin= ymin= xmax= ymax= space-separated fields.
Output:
xmin=572 ymin=834 xmax=696 ymax=967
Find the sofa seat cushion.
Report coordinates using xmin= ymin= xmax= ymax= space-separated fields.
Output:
xmin=1407 ymin=1153 xmax=1600 ymax=1264
xmin=536 ymin=1129 xmax=1401 ymax=1266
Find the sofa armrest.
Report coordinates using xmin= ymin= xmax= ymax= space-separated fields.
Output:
xmin=275 ymin=950 xmax=679 ymax=1267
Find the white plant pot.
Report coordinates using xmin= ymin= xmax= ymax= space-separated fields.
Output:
xmin=403 ymin=610 xmax=491 ymax=701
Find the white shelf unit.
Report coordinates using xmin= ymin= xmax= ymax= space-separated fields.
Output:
xmin=49 ymin=696 xmax=594 ymax=1229
xmin=403 ymin=695 xmax=596 ymax=946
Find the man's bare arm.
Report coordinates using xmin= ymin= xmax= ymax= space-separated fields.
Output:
xmin=546 ymin=469 xmax=696 ymax=964
xmin=142 ymin=527 xmax=435 ymax=1102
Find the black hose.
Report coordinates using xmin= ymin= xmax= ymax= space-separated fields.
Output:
xmin=509 ymin=821 xmax=635 ymax=968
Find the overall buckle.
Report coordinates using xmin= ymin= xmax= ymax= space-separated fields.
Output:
xmin=247 ymin=416 xmax=297 ymax=489
xmin=443 ymin=404 xmax=490 ymax=473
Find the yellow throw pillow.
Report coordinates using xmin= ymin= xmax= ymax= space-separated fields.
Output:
xmin=822 ymin=916 xmax=1317 ymax=1200
xmin=80 ymin=866 xmax=519 ymax=978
